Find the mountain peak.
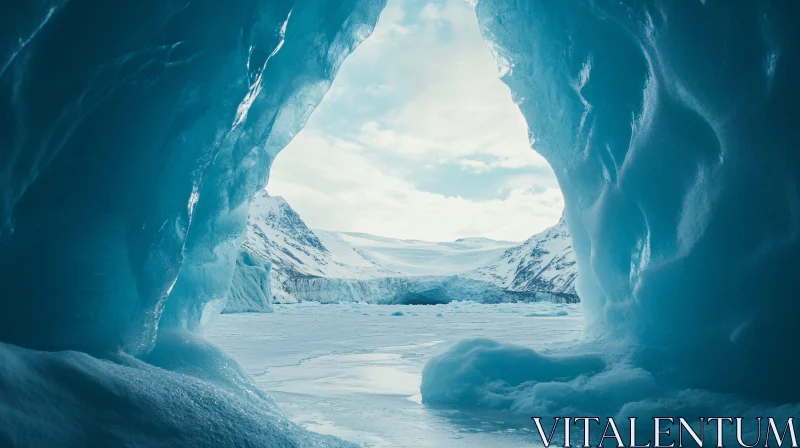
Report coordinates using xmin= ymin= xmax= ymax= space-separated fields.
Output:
xmin=455 ymin=236 xmax=490 ymax=243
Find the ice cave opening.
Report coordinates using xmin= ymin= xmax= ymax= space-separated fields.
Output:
xmin=205 ymin=4 xmax=588 ymax=441
xmin=2 ymin=0 xmax=799 ymax=447
xmin=232 ymin=0 xmax=573 ymax=310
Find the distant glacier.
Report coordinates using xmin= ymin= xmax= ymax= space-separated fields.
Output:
xmin=224 ymin=191 xmax=578 ymax=312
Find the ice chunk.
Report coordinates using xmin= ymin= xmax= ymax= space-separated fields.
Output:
xmin=421 ymin=339 xmax=604 ymax=410
xmin=524 ymin=311 xmax=568 ymax=317
xmin=223 ymin=249 xmax=273 ymax=313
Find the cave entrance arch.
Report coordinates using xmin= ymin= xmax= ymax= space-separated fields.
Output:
xmin=212 ymin=1 xmax=584 ymax=445
xmin=229 ymin=0 xmax=576 ymax=309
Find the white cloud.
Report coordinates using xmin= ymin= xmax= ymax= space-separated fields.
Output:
xmin=459 ymin=159 xmax=491 ymax=173
xmin=333 ymin=0 xmax=548 ymax=171
xmin=266 ymin=0 xmax=564 ymax=241
xmin=269 ymin=129 xmax=563 ymax=242
xmin=419 ymin=3 xmax=443 ymax=21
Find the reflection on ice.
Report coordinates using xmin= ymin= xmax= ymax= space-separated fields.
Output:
xmin=207 ymin=301 xmax=584 ymax=447
xmin=275 ymin=352 xmax=421 ymax=396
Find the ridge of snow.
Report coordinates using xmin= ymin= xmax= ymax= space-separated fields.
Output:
xmin=320 ymin=230 xmax=517 ymax=276
xmin=465 ymin=217 xmax=578 ymax=296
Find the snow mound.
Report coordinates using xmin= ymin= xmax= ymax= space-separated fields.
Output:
xmin=421 ymin=339 xmax=605 ymax=410
xmin=0 ymin=331 xmax=356 ymax=447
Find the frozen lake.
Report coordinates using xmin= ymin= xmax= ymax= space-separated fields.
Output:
xmin=206 ymin=301 xmax=585 ymax=447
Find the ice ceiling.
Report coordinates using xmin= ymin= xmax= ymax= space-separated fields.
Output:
xmin=1 ymin=0 xmax=799 ymax=445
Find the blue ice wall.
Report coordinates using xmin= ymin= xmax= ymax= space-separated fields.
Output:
xmin=0 ymin=0 xmax=384 ymax=354
xmin=475 ymin=0 xmax=800 ymax=401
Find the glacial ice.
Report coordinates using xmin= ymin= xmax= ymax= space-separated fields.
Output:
xmin=223 ymin=249 xmax=274 ymax=313
xmin=1 ymin=0 xmax=384 ymax=445
xmin=1 ymin=0 xmax=799 ymax=445
xmin=472 ymin=0 xmax=800 ymax=402
xmin=1 ymin=0 xmax=386 ymax=354
xmin=285 ymin=275 xmax=574 ymax=305
xmin=419 ymin=1 xmax=800 ymax=439
xmin=418 ymin=1 xmax=800 ymax=437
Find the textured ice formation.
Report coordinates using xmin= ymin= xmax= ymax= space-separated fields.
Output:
xmin=473 ymin=0 xmax=800 ymax=401
xmin=421 ymin=0 xmax=800 ymax=427
xmin=1 ymin=0 xmax=383 ymax=445
xmin=223 ymin=249 xmax=273 ymax=313
xmin=285 ymin=274 xmax=575 ymax=304
xmin=1 ymin=0 xmax=385 ymax=353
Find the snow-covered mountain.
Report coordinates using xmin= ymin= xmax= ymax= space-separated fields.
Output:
xmin=224 ymin=191 xmax=396 ymax=312
xmin=466 ymin=217 xmax=578 ymax=301
xmin=225 ymin=192 xmax=579 ymax=311
xmin=313 ymin=231 xmax=517 ymax=276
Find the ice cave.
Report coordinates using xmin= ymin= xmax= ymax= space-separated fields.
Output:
xmin=1 ymin=0 xmax=799 ymax=447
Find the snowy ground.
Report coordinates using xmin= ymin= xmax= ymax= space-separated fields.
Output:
xmin=316 ymin=231 xmax=518 ymax=276
xmin=206 ymin=302 xmax=584 ymax=447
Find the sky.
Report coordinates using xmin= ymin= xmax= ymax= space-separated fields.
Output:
xmin=266 ymin=0 xmax=563 ymax=242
